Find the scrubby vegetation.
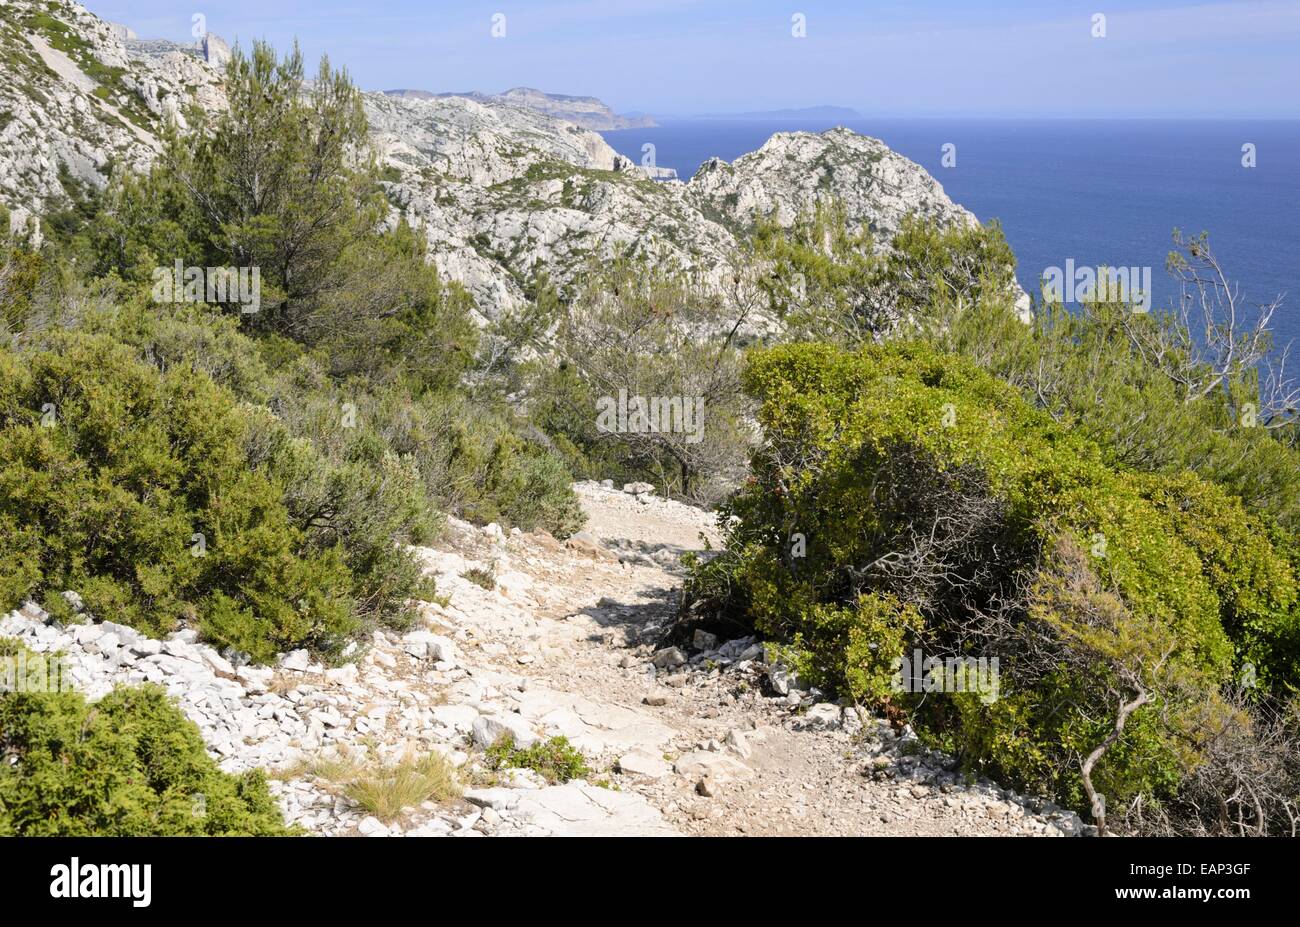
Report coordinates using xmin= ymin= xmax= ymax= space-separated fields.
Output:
xmin=281 ymin=749 xmax=460 ymax=824
xmin=0 ymin=331 xmax=364 ymax=660
xmin=521 ymin=257 xmax=758 ymax=504
xmin=0 ymin=641 xmax=290 ymax=835
xmin=682 ymin=208 xmax=1300 ymax=835
xmin=485 ymin=734 xmax=591 ymax=783
xmin=0 ymin=41 xmax=581 ymax=664
xmin=3 ymin=23 xmax=1297 ymax=839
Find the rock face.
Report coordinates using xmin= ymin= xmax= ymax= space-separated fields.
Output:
xmin=689 ymin=127 xmax=977 ymax=240
xmin=366 ymin=90 xmax=736 ymax=321
xmin=385 ymin=86 xmax=656 ymax=131
xmin=1 ymin=1 xmax=1024 ymax=325
xmin=494 ymin=87 xmax=656 ymax=130
xmin=0 ymin=0 xmax=224 ymax=215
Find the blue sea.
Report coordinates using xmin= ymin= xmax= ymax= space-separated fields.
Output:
xmin=601 ymin=119 xmax=1300 ymax=351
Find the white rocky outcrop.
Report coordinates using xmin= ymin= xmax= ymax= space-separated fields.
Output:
xmin=385 ymin=86 xmax=657 ymax=131
xmin=689 ymin=127 xmax=977 ymax=238
xmin=0 ymin=0 xmax=224 ymax=214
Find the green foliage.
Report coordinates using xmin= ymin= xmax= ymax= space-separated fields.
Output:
xmin=0 ymin=331 xmax=359 ymax=661
xmin=0 ymin=237 xmax=49 ymax=334
xmin=1135 ymin=472 xmax=1298 ymax=688
xmin=0 ymin=652 xmax=290 ymax=836
xmin=933 ymin=293 xmax=1300 ymax=533
xmin=753 ymin=204 xmax=1018 ymax=342
xmin=687 ymin=341 xmax=1299 ymax=819
xmin=528 ymin=256 xmax=754 ymax=504
xmin=274 ymin=374 xmax=583 ymax=538
xmin=87 ymin=43 xmax=481 ymax=389
xmin=173 ymin=41 xmax=378 ymax=331
xmin=757 ymin=210 xmax=1300 ymax=537
xmin=485 ymin=734 xmax=590 ymax=783
xmin=461 ymin=567 xmax=496 ymax=590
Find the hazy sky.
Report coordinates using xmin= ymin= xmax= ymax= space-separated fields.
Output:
xmin=84 ymin=0 xmax=1300 ymax=118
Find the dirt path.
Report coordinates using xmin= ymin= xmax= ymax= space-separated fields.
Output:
xmin=418 ymin=481 xmax=1083 ymax=837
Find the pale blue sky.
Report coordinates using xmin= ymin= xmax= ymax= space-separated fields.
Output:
xmin=84 ymin=0 xmax=1300 ymax=117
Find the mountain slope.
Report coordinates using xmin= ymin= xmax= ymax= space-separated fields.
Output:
xmin=2 ymin=1 xmax=1014 ymax=321
xmin=0 ymin=0 xmax=223 ymax=222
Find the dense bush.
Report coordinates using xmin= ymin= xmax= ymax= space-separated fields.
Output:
xmin=484 ymin=734 xmax=590 ymax=784
xmin=685 ymin=341 xmax=1299 ymax=830
xmin=933 ymin=292 xmax=1300 ymax=533
xmin=0 ymin=643 xmax=290 ymax=836
xmin=756 ymin=208 xmax=1300 ymax=534
xmin=0 ymin=331 xmax=362 ymax=661
xmin=265 ymin=361 xmax=583 ymax=537
xmin=63 ymin=38 xmax=577 ymax=542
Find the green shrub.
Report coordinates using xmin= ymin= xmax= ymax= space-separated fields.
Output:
xmin=462 ymin=567 xmax=496 ymax=590
xmin=0 ymin=331 xmax=358 ymax=661
xmin=526 ymin=256 xmax=754 ymax=505
xmin=485 ymin=734 xmax=590 ymax=783
xmin=0 ymin=647 xmax=290 ymax=836
xmin=687 ymin=341 xmax=1299 ymax=823
xmin=933 ymin=286 xmax=1300 ymax=533
xmin=753 ymin=204 xmax=1018 ymax=343
xmin=338 ymin=382 xmax=583 ymax=537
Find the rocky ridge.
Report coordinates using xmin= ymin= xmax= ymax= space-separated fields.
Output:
xmin=385 ymin=86 xmax=657 ymax=131
xmin=2 ymin=481 xmax=1085 ymax=837
xmin=1 ymin=2 xmax=1010 ymax=322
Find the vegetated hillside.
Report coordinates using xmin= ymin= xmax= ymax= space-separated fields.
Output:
xmin=1 ymin=0 xmax=1296 ymax=838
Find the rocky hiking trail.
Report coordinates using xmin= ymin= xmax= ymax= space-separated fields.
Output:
xmin=2 ymin=481 xmax=1083 ymax=837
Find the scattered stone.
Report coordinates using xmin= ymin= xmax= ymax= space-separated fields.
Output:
xmin=797 ymin=703 xmax=843 ymax=730
xmin=692 ymin=629 xmax=718 ymax=651
xmin=401 ymin=630 xmax=457 ymax=665
xmin=674 ymin=751 xmax=753 ymax=783
xmin=357 ymin=816 xmax=389 ymax=837
xmin=725 ymin=729 xmax=753 ymax=759
xmin=650 ymin=647 xmax=687 ymax=669
xmin=617 ymin=750 xmax=671 ymax=779
xmin=324 ymin=664 xmax=359 ymax=685
xmin=472 ymin=713 xmax=539 ymax=750
xmin=280 ymin=650 xmax=313 ymax=672
xmin=768 ymin=667 xmax=796 ymax=695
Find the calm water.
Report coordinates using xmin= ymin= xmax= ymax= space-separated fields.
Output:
xmin=602 ymin=119 xmax=1300 ymax=351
